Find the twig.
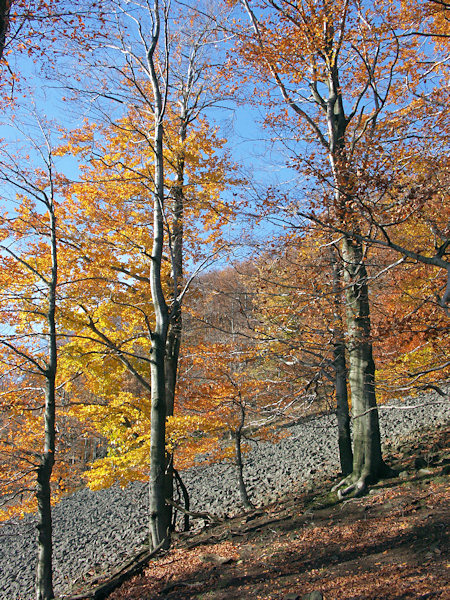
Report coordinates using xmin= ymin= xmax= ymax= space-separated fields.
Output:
xmin=165 ymin=498 xmax=223 ymax=523
xmin=352 ymin=399 xmax=448 ymax=419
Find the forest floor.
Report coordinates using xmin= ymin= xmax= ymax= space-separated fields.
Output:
xmin=78 ymin=424 xmax=449 ymax=600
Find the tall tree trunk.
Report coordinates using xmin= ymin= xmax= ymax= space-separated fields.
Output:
xmin=330 ymin=247 xmax=353 ymax=476
xmin=149 ymin=325 xmax=169 ymax=548
xmin=325 ymin=58 xmax=388 ymax=494
xmin=339 ymin=235 xmax=390 ymax=495
xmin=164 ymin=118 xmax=186 ymax=528
xmin=165 ymin=124 xmax=185 ymax=416
xmin=36 ymin=379 xmax=56 ymax=600
xmin=147 ymin=0 xmax=171 ymax=550
xmin=241 ymin=0 xmax=391 ymax=496
xmin=164 ymin=303 xmax=179 ymax=527
xmin=334 ymin=339 xmax=352 ymax=476
xmin=36 ymin=205 xmax=58 ymax=600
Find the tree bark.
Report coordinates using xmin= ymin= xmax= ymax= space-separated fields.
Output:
xmin=164 ymin=117 xmax=186 ymax=528
xmin=339 ymin=235 xmax=390 ymax=495
xmin=330 ymin=248 xmax=353 ymax=476
xmin=165 ymin=118 xmax=185 ymax=417
xmin=36 ymin=200 xmax=58 ymax=600
xmin=235 ymin=399 xmax=253 ymax=509
xmin=35 ymin=382 xmax=55 ymax=600
xmin=147 ymin=0 xmax=171 ymax=550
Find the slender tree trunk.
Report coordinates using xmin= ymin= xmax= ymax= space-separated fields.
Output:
xmin=36 ymin=380 xmax=56 ymax=600
xmin=174 ymin=468 xmax=190 ymax=532
xmin=165 ymin=309 xmax=181 ymax=418
xmin=165 ymin=120 xmax=185 ymax=417
xmin=334 ymin=340 xmax=352 ymax=476
xmin=164 ymin=316 xmax=178 ymax=529
xmin=147 ymin=0 xmax=171 ymax=550
xmin=330 ymin=248 xmax=353 ymax=476
xmin=149 ymin=327 xmax=169 ymax=548
xmin=235 ymin=400 xmax=253 ymax=509
xmin=164 ymin=120 xmax=186 ymax=528
xmin=36 ymin=206 xmax=58 ymax=600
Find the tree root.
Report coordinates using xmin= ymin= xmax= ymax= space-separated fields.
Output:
xmin=332 ymin=459 xmax=397 ymax=500
xmin=337 ymin=477 xmax=368 ymax=500
xmin=331 ymin=474 xmax=354 ymax=494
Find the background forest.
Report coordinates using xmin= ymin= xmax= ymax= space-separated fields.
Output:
xmin=0 ymin=1 xmax=448 ymax=599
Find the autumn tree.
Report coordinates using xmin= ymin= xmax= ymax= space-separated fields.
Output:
xmin=0 ymin=126 xmax=70 ymax=600
xmin=55 ymin=0 xmax=239 ymax=549
xmin=226 ymin=0 xmax=450 ymax=495
xmin=177 ymin=342 xmax=281 ymax=510
xmin=0 ymin=0 xmax=104 ymax=105
xmin=369 ymin=237 xmax=450 ymax=399
xmin=178 ymin=265 xmax=291 ymax=509
xmin=249 ymin=232 xmax=354 ymax=476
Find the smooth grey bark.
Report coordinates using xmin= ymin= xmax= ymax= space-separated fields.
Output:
xmin=147 ymin=0 xmax=171 ymax=550
xmin=330 ymin=248 xmax=353 ymax=476
xmin=164 ymin=117 xmax=186 ymax=526
xmin=339 ymin=235 xmax=390 ymax=494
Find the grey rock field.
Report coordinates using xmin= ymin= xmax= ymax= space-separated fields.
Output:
xmin=0 ymin=390 xmax=448 ymax=599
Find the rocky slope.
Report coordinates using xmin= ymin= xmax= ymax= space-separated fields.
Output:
xmin=0 ymin=390 xmax=448 ymax=599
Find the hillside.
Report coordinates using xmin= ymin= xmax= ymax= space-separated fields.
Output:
xmin=2 ymin=393 xmax=448 ymax=599
xmin=64 ymin=423 xmax=449 ymax=600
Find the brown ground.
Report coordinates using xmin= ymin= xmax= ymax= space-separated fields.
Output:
xmin=101 ymin=425 xmax=449 ymax=600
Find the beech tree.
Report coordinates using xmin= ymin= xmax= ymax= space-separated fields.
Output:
xmin=0 ymin=128 xmax=68 ymax=600
xmin=55 ymin=0 xmax=239 ymax=549
xmin=177 ymin=341 xmax=282 ymax=510
xmin=0 ymin=0 xmax=104 ymax=103
xmin=227 ymin=0 xmax=450 ymax=494
xmin=242 ymin=0 xmax=448 ymax=495
xmin=58 ymin=0 xmax=172 ymax=545
xmin=58 ymin=105 xmax=236 ymax=528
